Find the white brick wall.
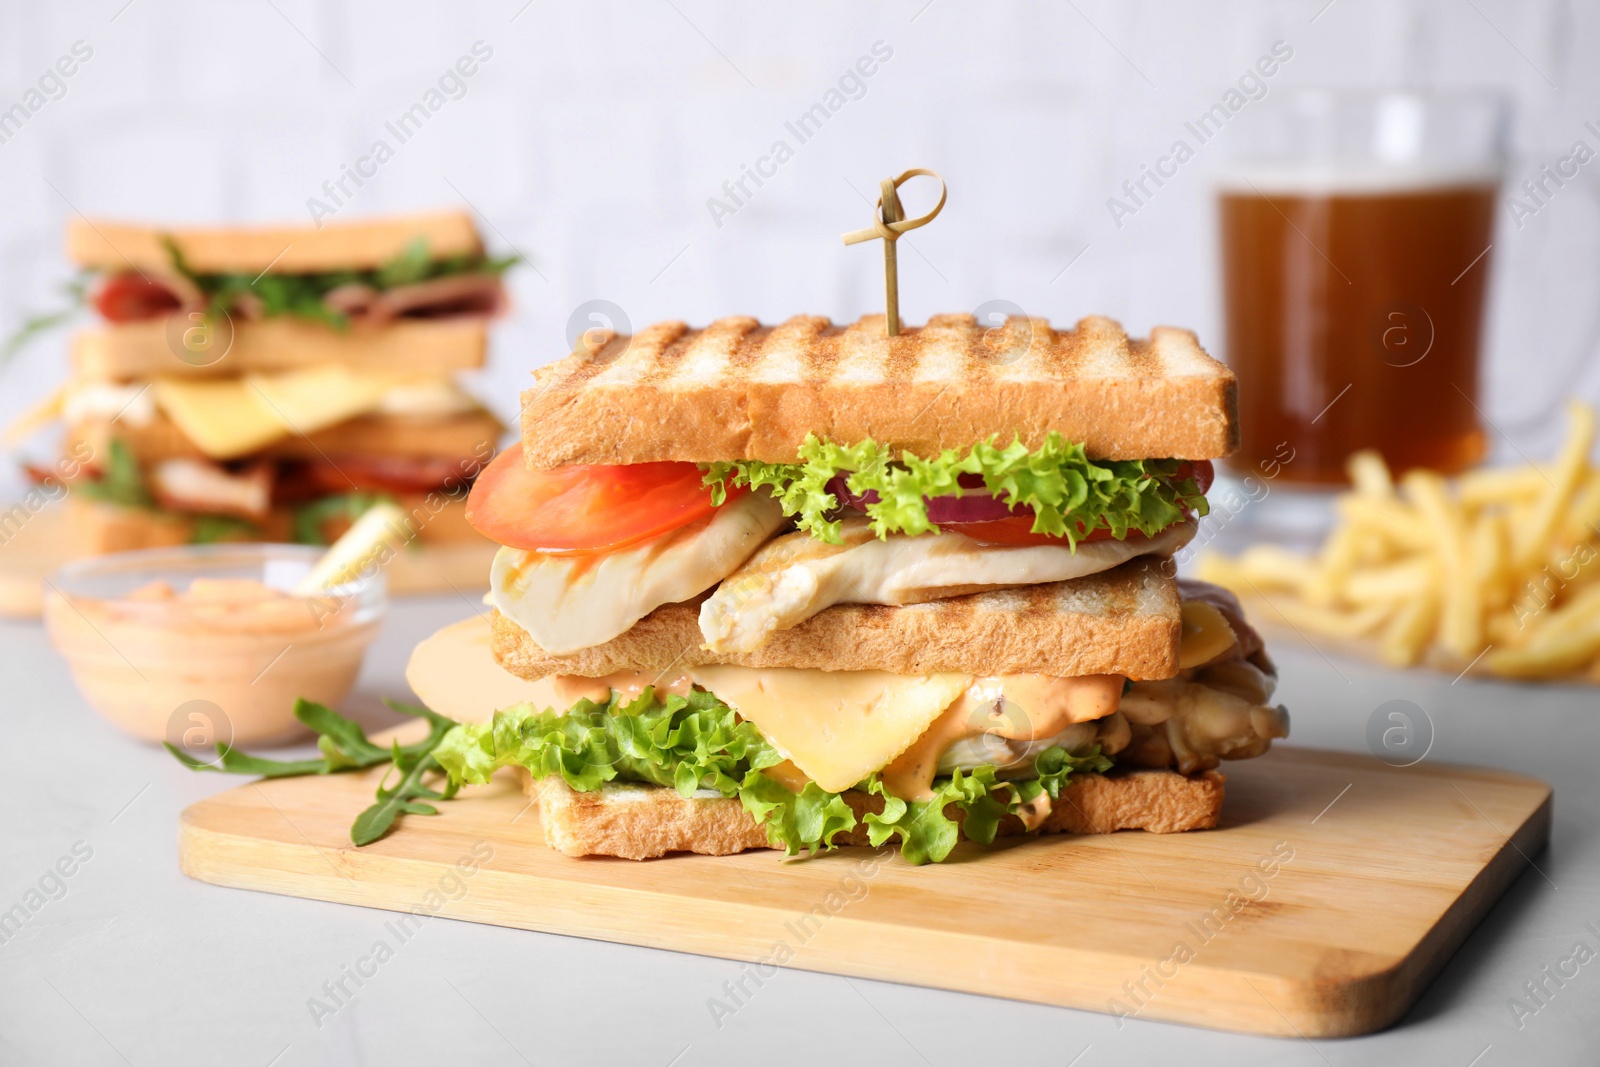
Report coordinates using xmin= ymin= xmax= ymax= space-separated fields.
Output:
xmin=2 ymin=0 xmax=1596 ymax=495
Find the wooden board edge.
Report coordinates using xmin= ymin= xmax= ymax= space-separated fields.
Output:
xmin=1370 ymin=785 xmax=1554 ymax=1030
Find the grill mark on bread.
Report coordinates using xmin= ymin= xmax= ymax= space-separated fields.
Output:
xmin=727 ymin=324 xmax=774 ymax=371
xmin=637 ymin=323 xmax=701 ymax=386
xmin=548 ymin=332 xmax=625 ymax=389
xmin=797 ymin=323 xmax=843 ymax=384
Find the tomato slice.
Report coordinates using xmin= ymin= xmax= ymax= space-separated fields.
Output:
xmin=94 ymin=273 xmax=182 ymax=323
xmin=466 ymin=451 xmax=735 ymax=554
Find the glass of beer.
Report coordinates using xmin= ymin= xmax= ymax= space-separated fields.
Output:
xmin=1219 ymin=90 xmax=1508 ymax=488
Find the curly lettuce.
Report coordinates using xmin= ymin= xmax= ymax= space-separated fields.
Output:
xmin=702 ymin=432 xmax=1207 ymax=546
xmin=434 ymin=687 xmax=1113 ymax=865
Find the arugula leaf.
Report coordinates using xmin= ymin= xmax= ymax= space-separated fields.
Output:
xmin=166 ymin=698 xmax=463 ymax=844
xmin=2 ymin=272 xmax=92 ymax=365
xmin=704 ymin=432 xmax=1208 ymax=547
xmin=76 ymin=438 xmax=153 ymax=509
xmin=161 ymin=236 xmax=202 ymax=286
xmin=353 ymin=736 xmax=461 ymax=846
xmin=164 ymin=742 xmax=329 ymax=779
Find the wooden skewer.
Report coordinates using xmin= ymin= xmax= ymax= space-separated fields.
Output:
xmin=841 ymin=168 xmax=947 ymax=337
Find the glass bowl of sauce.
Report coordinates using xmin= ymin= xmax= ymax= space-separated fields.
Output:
xmin=44 ymin=544 xmax=386 ymax=746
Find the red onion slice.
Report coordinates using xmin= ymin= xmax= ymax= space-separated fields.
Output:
xmin=825 ymin=475 xmax=1026 ymax=524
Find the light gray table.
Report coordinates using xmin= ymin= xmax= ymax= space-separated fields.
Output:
xmin=2 ymin=593 xmax=1596 ymax=1067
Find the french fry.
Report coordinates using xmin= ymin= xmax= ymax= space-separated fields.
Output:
xmin=1347 ymin=450 xmax=1394 ymax=499
xmin=1343 ymin=558 xmax=1435 ymax=604
xmin=1457 ymin=465 xmax=1550 ymax=509
xmin=1531 ymin=582 xmax=1600 ymax=643
xmin=1561 ymin=471 xmax=1600 ymax=545
xmin=1335 ymin=495 xmax=1433 ymax=552
xmin=1192 ymin=553 xmax=1252 ymax=591
xmin=1233 ymin=544 xmax=1320 ymax=594
xmin=1379 ymin=580 xmax=1439 ymax=666
xmin=1483 ymin=625 xmax=1600 ymax=678
xmin=1307 ymin=524 xmax=1364 ymax=606
xmin=1486 ymin=610 xmax=1525 ymax=648
xmin=1472 ymin=511 xmax=1510 ymax=612
xmin=1258 ymin=595 xmax=1394 ymax=639
xmin=1512 ymin=401 xmax=1595 ymax=573
xmin=1404 ymin=470 xmax=1481 ymax=659
xmin=1539 ymin=539 xmax=1600 ymax=599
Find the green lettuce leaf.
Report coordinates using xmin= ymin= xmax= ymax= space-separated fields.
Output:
xmin=703 ymin=432 xmax=1207 ymax=546
xmin=1034 ymin=744 xmax=1115 ymax=797
xmin=740 ymin=772 xmax=859 ymax=857
xmin=76 ymin=437 xmax=152 ymax=509
xmin=436 ymin=688 xmax=1115 ymax=864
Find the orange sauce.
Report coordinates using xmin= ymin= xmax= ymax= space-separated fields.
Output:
xmin=880 ymin=674 xmax=1123 ymax=800
xmin=551 ymin=670 xmax=695 ymax=707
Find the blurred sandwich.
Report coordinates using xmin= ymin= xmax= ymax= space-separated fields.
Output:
xmin=12 ymin=210 xmax=512 ymax=550
xmin=424 ymin=314 xmax=1289 ymax=864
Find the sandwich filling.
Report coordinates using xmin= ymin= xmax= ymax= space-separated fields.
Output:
xmin=437 ymin=584 xmax=1288 ymax=864
xmin=473 ymin=433 xmax=1212 ymax=651
xmin=16 ymin=362 xmax=500 ymax=545
xmin=85 ymin=237 xmax=516 ymax=328
xmin=51 ymin=435 xmax=493 ymax=545
xmin=455 ymin=432 xmax=1288 ymax=863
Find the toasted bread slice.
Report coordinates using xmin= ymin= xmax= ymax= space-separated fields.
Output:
xmin=71 ymin=318 xmax=488 ymax=381
xmin=491 ymin=557 xmax=1181 ymax=680
xmin=531 ymin=769 xmax=1226 ymax=860
xmin=66 ymin=210 xmax=482 ymax=274
xmin=68 ymin=409 xmax=504 ymax=465
xmin=520 ymin=314 xmax=1237 ymax=467
xmin=66 ymin=490 xmax=483 ymax=553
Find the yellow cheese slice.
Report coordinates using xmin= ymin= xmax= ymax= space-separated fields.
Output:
xmin=245 ymin=365 xmax=412 ymax=437
xmin=687 ymin=666 xmax=972 ymax=793
xmin=151 ymin=378 xmax=287 ymax=459
xmin=151 ymin=366 xmax=432 ymax=459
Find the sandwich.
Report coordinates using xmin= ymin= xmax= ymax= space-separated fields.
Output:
xmin=426 ymin=313 xmax=1290 ymax=864
xmin=10 ymin=210 xmax=511 ymax=551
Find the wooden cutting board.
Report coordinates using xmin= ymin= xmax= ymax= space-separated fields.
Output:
xmin=178 ymin=744 xmax=1550 ymax=1037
